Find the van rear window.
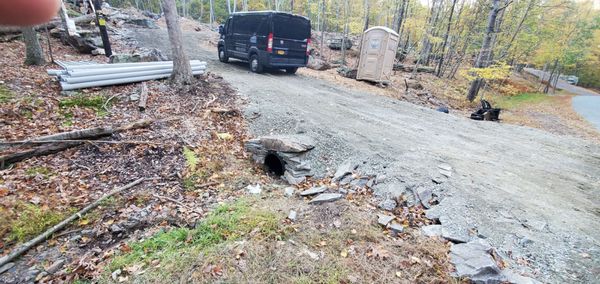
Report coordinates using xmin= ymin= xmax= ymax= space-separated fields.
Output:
xmin=273 ymin=15 xmax=310 ymax=40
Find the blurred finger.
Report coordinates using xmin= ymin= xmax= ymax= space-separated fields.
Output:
xmin=0 ymin=0 xmax=61 ymax=26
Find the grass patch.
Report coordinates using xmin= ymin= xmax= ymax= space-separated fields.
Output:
xmin=181 ymin=146 xmax=225 ymax=190
xmin=59 ymin=94 xmax=109 ymax=115
xmin=106 ymin=199 xmax=285 ymax=278
xmin=0 ymin=85 xmax=13 ymax=103
xmin=493 ymin=92 xmax=550 ymax=109
xmin=25 ymin=166 xmax=53 ymax=178
xmin=8 ymin=203 xmax=68 ymax=243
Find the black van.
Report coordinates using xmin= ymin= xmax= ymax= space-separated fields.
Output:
xmin=217 ymin=11 xmax=311 ymax=74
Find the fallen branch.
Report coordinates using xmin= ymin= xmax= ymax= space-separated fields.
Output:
xmin=0 ymin=178 xmax=146 ymax=268
xmin=0 ymin=139 xmax=170 ymax=147
xmin=0 ymin=119 xmax=153 ymax=167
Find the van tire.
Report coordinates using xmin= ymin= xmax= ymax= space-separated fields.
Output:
xmin=249 ymin=54 xmax=263 ymax=73
xmin=285 ymin=67 xmax=298 ymax=74
xmin=218 ymin=47 xmax=229 ymax=63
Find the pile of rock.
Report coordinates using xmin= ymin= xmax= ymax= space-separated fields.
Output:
xmin=245 ymin=135 xmax=315 ymax=185
xmin=327 ymin=37 xmax=353 ymax=50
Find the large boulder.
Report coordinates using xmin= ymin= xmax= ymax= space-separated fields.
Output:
xmin=109 ymin=48 xmax=168 ymax=63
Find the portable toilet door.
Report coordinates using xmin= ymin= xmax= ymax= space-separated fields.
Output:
xmin=356 ymin=26 xmax=400 ymax=83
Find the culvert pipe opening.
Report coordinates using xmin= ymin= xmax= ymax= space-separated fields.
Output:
xmin=264 ymin=152 xmax=285 ymax=176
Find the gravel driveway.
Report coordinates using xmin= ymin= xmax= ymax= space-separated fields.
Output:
xmin=132 ymin=29 xmax=600 ymax=283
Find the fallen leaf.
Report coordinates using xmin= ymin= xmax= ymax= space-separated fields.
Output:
xmin=340 ymin=249 xmax=348 ymax=258
xmin=0 ymin=188 xmax=8 ymax=197
xmin=217 ymin=133 xmax=233 ymax=140
xmin=395 ymin=271 xmax=402 ymax=278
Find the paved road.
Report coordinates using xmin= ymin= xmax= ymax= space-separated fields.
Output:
xmin=133 ymin=29 xmax=600 ymax=283
xmin=524 ymin=68 xmax=600 ymax=131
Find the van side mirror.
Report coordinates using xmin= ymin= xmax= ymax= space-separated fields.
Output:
xmin=218 ymin=25 xmax=224 ymax=35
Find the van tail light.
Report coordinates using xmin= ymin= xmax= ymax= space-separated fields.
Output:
xmin=306 ymin=38 xmax=311 ymax=56
xmin=267 ymin=33 xmax=273 ymax=53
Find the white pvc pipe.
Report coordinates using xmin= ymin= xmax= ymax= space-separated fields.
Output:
xmin=63 ymin=66 xmax=206 ymax=84
xmin=67 ymin=63 xmax=206 ymax=77
xmin=64 ymin=60 xmax=206 ymax=70
xmin=60 ymin=70 xmax=205 ymax=91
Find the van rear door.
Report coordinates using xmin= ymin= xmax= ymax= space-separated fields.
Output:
xmin=271 ymin=14 xmax=310 ymax=65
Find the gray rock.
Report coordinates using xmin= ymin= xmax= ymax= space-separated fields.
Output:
xmin=333 ymin=160 xmax=358 ymax=181
xmin=307 ymin=55 xmax=331 ymax=71
xmin=309 ymin=193 xmax=343 ymax=204
xmin=91 ymin=48 xmax=106 ymax=56
xmin=284 ymin=171 xmax=306 ymax=185
xmin=438 ymin=163 xmax=453 ymax=172
xmin=0 ymin=262 xmax=15 ymax=274
xmin=252 ymin=135 xmax=315 ymax=153
xmin=350 ymin=177 xmax=369 ymax=188
xmin=246 ymin=184 xmax=262 ymax=195
xmin=109 ymin=48 xmax=167 ymax=63
xmin=366 ymin=179 xmax=375 ymax=188
xmin=110 ymin=224 xmax=125 ymax=233
xmin=415 ymin=186 xmax=433 ymax=208
xmin=283 ymin=187 xmax=295 ymax=197
xmin=422 ymin=224 xmax=443 ymax=237
xmin=377 ymin=214 xmax=395 ymax=226
xmin=389 ymin=222 xmax=404 ymax=236
xmin=288 ymin=210 xmax=297 ymax=221
xmin=377 ymin=199 xmax=397 ymax=211
xmin=450 ymin=239 xmax=505 ymax=284
xmin=339 ymin=174 xmax=354 ymax=185
xmin=300 ymin=186 xmax=327 ymax=196
xmin=439 ymin=169 xmax=452 ymax=178
xmin=442 ymin=226 xmax=470 ymax=243
xmin=501 ymin=270 xmax=542 ymax=284
xmin=125 ymin=18 xmax=159 ymax=29
xmin=46 ymin=259 xmax=65 ymax=274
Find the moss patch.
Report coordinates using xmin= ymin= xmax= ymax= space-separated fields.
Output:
xmin=0 ymin=85 xmax=13 ymax=103
xmin=59 ymin=94 xmax=109 ymax=115
xmin=8 ymin=203 xmax=68 ymax=243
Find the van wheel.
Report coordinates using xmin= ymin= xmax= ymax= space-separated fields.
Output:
xmin=218 ymin=47 xmax=229 ymax=63
xmin=249 ymin=54 xmax=263 ymax=73
xmin=285 ymin=67 xmax=298 ymax=74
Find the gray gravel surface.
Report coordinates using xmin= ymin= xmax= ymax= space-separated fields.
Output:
xmin=132 ymin=28 xmax=600 ymax=283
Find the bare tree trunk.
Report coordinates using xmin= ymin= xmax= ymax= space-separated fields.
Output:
xmin=499 ymin=0 xmax=534 ymax=60
xmin=200 ymin=0 xmax=204 ymax=22
xmin=23 ymin=27 xmax=45 ymax=66
xmin=209 ymin=0 xmax=215 ymax=27
xmin=436 ymin=0 xmax=456 ymax=77
xmin=291 ymin=0 xmax=294 ymax=13
xmin=543 ymin=59 xmax=558 ymax=94
xmin=320 ymin=0 xmax=326 ymax=58
xmin=341 ymin=0 xmax=349 ymax=65
xmin=466 ymin=0 xmax=502 ymax=102
xmin=394 ymin=0 xmax=407 ymax=34
xmin=162 ymin=0 xmax=193 ymax=85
